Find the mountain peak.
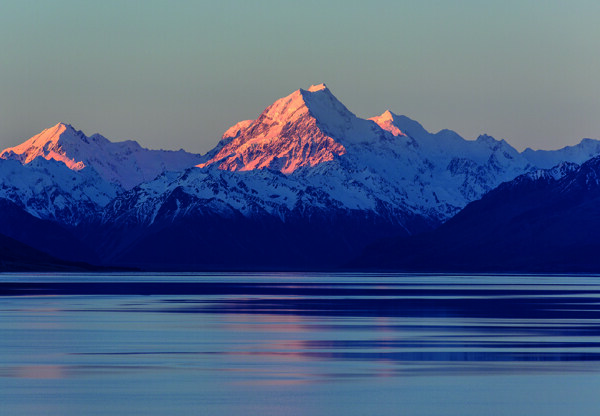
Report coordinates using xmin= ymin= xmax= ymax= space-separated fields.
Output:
xmin=54 ymin=121 xmax=75 ymax=130
xmin=369 ymin=110 xmax=406 ymax=137
xmin=1 ymin=123 xmax=203 ymax=189
xmin=476 ymin=134 xmax=499 ymax=144
xmin=380 ymin=110 xmax=395 ymax=120
xmin=45 ymin=122 xmax=87 ymax=141
xmin=370 ymin=112 xmax=431 ymax=140
xmin=0 ymin=122 xmax=88 ymax=170
xmin=307 ymin=83 xmax=328 ymax=92
xmin=255 ymin=83 xmax=349 ymax=129
xmin=198 ymin=84 xmax=358 ymax=173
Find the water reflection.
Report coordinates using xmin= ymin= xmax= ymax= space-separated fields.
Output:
xmin=2 ymin=274 xmax=600 ymax=415
xmin=4 ymin=365 xmax=66 ymax=379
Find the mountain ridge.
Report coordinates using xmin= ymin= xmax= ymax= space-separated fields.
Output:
xmin=2 ymin=83 xmax=600 ymax=270
xmin=355 ymin=155 xmax=600 ymax=272
xmin=1 ymin=122 xmax=203 ymax=190
xmin=197 ymin=84 xmax=360 ymax=173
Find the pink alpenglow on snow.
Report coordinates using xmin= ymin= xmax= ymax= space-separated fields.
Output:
xmin=197 ymin=84 xmax=350 ymax=174
xmin=1 ymin=123 xmax=87 ymax=170
xmin=307 ymin=83 xmax=328 ymax=92
xmin=0 ymin=123 xmax=203 ymax=190
xmin=221 ymin=120 xmax=254 ymax=141
xmin=369 ymin=110 xmax=407 ymax=137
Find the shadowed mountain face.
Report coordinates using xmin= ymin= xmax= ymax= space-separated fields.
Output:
xmin=355 ymin=157 xmax=600 ymax=272
xmin=3 ymin=84 xmax=600 ymax=270
xmin=0 ymin=229 xmax=96 ymax=272
xmin=0 ymin=198 xmax=99 ymax=264
xmin=101 ymin=206 xmax=432 ymax=271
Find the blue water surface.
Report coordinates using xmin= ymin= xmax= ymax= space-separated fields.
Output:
xmin=1 ymin=272 xmax=599 ymax=415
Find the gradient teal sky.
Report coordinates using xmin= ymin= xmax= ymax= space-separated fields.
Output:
xmin=1 ymin=0 xmax=599 ymax=153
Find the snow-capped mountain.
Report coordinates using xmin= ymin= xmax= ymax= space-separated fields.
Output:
xmin=0 ymin=157 xmax=118 ymax=262
xmin=521 ymin=138 xmax=600 ymax=169
xmin=93 ymin=163 xmax=435 ymax=268
xmin=198 ymin=84 xmax=353 ymax=173
xmin=0 ymin=122 xmax=204 ymax=227
xmin=198 ymin=83 xmax=600 ymax=222
xmin=1 ymin=123 xmax=203 ymax=190
xmin=100 ymin=165 xmax=431 ymax=232
xmin=3 ymin=83 xmax=600 ymax=270
xmin=89 ymin=84 xmax=600 ymax=269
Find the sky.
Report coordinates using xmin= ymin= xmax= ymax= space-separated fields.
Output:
xmin=1 ymin=0 xmax=599 ymax=154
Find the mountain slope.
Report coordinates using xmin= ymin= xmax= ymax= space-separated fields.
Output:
xmin=4 ymin=84 xmax=600 ymax=270
xmin=355 ymin=160 xmax=600 ymax=272
xmin=84 ymin=84 xmax=600 ymax=269
xmin=198 ymin=84 xmax=359 ymax=174
xmin=0 ymin=198 xmax=99 ymax=263
xmin=199 ymin=84 xmax=600 ymax=223
xmin=522 ymin=138 xmax=600 ymax=169
xmin=0 ymin=230 xmax=96 ymax=272
xmin=0 ymin=157 xmax=119 ymax=224
xmin=1 ymin=123 xmax=203 ymax=190
xmin=92 ymin=167 xmax=432 ymax=269
xmin=0 ymin=123 xmax=205 ymax=225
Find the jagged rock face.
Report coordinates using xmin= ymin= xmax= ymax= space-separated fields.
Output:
xmin=199 ymin=85 xmax=347 ymax=174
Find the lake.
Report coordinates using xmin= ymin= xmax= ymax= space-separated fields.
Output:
xmin=1 ymin=272 xmax=600 ymax=415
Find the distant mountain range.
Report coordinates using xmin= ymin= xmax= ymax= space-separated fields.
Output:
xmin=356 ymin=158 xmax=600 ymax=272
xmin=2 ymin=84 xmax=600 ymax=271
